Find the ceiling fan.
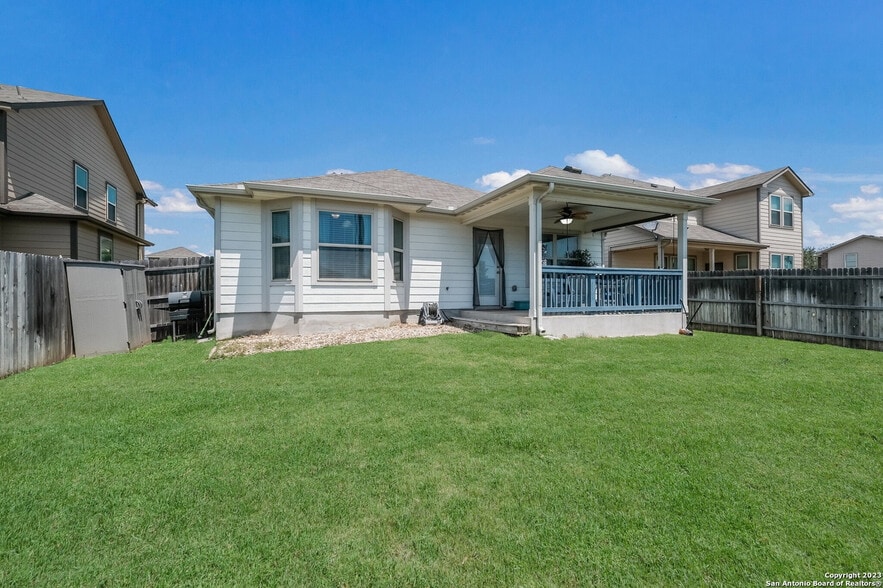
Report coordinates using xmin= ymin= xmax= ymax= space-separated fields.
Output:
xmin=555 ymin=205 xmax=591 ymax=225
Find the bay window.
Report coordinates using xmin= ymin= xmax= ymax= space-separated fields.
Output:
xmin=318 ymin=211 xmax=372 ymax=280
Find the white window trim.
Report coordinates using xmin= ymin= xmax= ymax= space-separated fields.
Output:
xmin=314 ymin=206 xmax=376 ymax=283
xmin=769 ymin=193 xmax=794 ymax=228
xmin=392 ymin=217 xmax=405 ymax=283
xmin=74 ymin=162 xmax=89 ymax=210
xmin=770 ymin=253 xmax=795 ymax=269
xmin=106 ymin=182 xmax=117 ymax=223
xmin=734 ymin=252 xmax=751 ymax=270
xmin=270 ymin=209 xmax=292 ymax=282
xmin=844 ymin=252 xmax=858 ymax=268
xmin=99 ymin=232 xmax=113 ymax=262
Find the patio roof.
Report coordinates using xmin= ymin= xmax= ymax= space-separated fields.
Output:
xmin=611 ymin=219 xmax=767 ymax=251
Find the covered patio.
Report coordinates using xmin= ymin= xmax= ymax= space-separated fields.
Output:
xmin=456 ymin=167 xmax=719 ymax=337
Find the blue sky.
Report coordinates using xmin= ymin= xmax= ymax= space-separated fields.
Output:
xmin=4 ymin=0 xmax=882 ymax=254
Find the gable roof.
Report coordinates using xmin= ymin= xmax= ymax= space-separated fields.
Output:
xmin=0 ymin=83 xmax=155 ymax=207
xmin=819 ymin=234 xmax=883 ymax=253
xmin=692 ymin=166 xmax=813 ymax=198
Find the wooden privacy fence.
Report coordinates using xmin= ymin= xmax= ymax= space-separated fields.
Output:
xmin=0 ymin=251 xmax=72 ymax=378
xmin=124 ymin=256 xmax=214 ymax=341
xmin=688 ymin=268 xmax=883 ymax=351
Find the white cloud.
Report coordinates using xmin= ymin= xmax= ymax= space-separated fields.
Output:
xmin=326 ymin=168 xmax=356 ymax=175
xmin=141 ymin=179 xmax=163 ymax=191
xmin=142 ymin=180 xmax=204 ymax=213
xmin=472 ymin=136 xmax=495 ymax=145
xmin=686 ymin=162 xmax=761 ymax=180
xmin=860 ymin=184 xmax=880 ymax=195
xmin=564 ymin=149 xmax=639 ymax=176
xmin=145 ymin=225 xmax=178 ymax=236
xmin=803 ymin=219 xmax=860 ymax=249
xmin=687 ymin=177 xmax=726 ymax=189
xmin=830 ymin=196 xmax=883 ymax=221
xmin=476 ymin=169 xmax=530 ymax=190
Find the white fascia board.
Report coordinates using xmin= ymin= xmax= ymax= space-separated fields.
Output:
xmin=454 ymin=173 xmax=718 ymax=216
xmin=242 ymin=183 xmax=432 ymax=212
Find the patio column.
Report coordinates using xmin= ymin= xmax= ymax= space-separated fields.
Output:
xmin=708 ymin=248 xmax=716 ymax=271
xmin=528 ymin=192 xmax=538 ymax=335
xmin=678 ymin=212 xmax=689 ymax=315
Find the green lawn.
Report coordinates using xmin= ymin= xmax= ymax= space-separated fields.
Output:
xmin=1 ymin=332 xmax=880 ymax=586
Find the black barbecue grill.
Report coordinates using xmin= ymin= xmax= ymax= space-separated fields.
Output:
xmin=168 ymin=290 xmax=204 ymax=340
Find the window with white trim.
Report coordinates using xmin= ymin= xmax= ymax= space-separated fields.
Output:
xmin=844 ymin=252 xmax=858 ymax=268
xmin=271 ymin=210 xmax=291 ymax=280
xmin=106 ymin=183 xmax=117 ymax=222
xmin=657 ymin=254 xmax=697 ymax=271
xmin=393 ymin=218 xmax=404 ymax=282
xmin=74 ymin=163 xmax=89 ymax=210
xmin=770 ymin=253 xmax=794 ymax=269
xmin=734 ymin=253 xmax=751 ymax=270
xmin=318 ymin=211 xmax=372 ymax=280
xmin=770 ymin=194 xmax=794 ymax=227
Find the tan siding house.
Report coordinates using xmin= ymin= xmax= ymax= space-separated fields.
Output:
xmin=605 ymin=167 xmax=812 ymax=270
xmin=0 ymin=84 xmax=154 ymax=260
xmin=820 ymin=235 xmax=883 ymax=268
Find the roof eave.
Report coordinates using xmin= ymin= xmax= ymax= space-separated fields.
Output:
xmin=455 ymin=172 xmax=719 ymax=215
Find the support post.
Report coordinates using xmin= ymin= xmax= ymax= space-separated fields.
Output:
xmin=678 ymin=213 xmax=689 ymax=316
xmin=528 ymin=193 xmax=538 ymax=335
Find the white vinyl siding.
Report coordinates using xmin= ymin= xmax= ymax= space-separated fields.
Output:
xmin=408 ymin=216 xmax=474 ymax=309
xmin=217 ymin=199 xmax=264 ymax=313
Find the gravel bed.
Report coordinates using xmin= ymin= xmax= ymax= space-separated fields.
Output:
xmin=210 ymin=323 xmax=466 ymax=358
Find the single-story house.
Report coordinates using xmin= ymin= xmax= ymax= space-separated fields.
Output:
xmin=819 ymin=235 xmax=883 ymax=269
xmin=189 ymin=166 xmax=718 ymax=340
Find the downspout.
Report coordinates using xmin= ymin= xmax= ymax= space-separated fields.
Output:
xmin=0 ymin=110 xmax=7 ymax=205
xmin=532 ymin=182 xmax=555 ymax=335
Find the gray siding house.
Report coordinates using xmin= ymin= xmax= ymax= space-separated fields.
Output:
xmin=0 ymin=84 xmax=154 ymax=260
xmin=604 ymin=167 xmax=813 ymax=270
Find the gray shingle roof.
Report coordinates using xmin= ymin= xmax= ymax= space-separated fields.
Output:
xmin=691 ymin=167 xmax=796 ymax=197
xmin=0 ymin=193 xmax=90 ymax=217
xmin=0 ymin=84 xmax=99 ymax=107
xmin=640 ymin=218 xmax=765 ymax=248
xmin=233 ymin=169 xmax=483 ymax=211
xmin=147 ymin=247 xmax=205 ymax=258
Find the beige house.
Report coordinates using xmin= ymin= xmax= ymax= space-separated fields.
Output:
xmin=0 ymin=84 xmax=154 ymax=260
xmin=604 ymin=167 xmax=813 ymax=270
xmin=819 ymin=235 xmax=883 ymax=269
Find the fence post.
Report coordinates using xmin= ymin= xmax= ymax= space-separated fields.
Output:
xmin=755 ymin=274 xmax=763 ymax=337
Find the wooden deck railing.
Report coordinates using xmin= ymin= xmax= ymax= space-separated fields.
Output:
xmin=542 ymin=266 xmax=682 ymax=314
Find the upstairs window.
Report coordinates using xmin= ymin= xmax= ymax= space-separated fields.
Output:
xmin=770 ymin=194 xmax=794 ymax=227
xmin=393 ymin=218 xmax=404 ymax=282
xmin=318 ymin=211 xmax=372 ymax=280
xmin=271 ymin=210 xmax=291 ymax=280
xmin=106 ymin=183 xmax=117 ymax=222
xmin=74 ymin=163 xmax=89 ymax=210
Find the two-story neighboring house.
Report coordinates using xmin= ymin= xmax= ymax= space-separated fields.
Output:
xmin=0 ymin=84 xmax=155 ymax=260
xmin=604 ymin=167 xmax=813 ymax=270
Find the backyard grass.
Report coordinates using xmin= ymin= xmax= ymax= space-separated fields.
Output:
xmin=0 ymin=331 xmax=880 ymax=586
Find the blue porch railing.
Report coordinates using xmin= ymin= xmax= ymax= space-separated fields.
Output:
xmin=542 ymin=266 xmax=682 ymax=314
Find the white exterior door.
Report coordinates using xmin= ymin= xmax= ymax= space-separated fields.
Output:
xmin=477 ymin=240 xmax=501 ymax=306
